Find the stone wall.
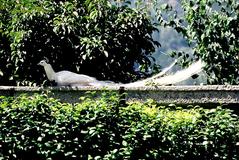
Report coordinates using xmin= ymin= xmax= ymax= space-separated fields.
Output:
xmin=0 ymin=85 xmax=239 ymax=108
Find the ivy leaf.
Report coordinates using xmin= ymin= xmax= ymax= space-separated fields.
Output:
xmin=103 ymin=50 xmax=109 ymax=58
xmin=0 ymin=70 xmax=3 ymax=76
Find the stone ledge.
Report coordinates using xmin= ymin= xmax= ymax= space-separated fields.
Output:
xmin=0 ymin=85 xmax=239 ymax=107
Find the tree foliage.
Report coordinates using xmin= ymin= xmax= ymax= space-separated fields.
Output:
xmin=0 ymin=0 xmax=159 ymax=86
xmin=155 ymin=0 xmax=239 ymax=84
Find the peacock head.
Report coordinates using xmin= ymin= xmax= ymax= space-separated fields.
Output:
xmin=38 ymin=60 xmax=48 ymax=66
xmin=38 ymin=58 xmax=50 ymax=66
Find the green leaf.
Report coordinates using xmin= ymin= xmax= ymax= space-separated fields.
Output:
xmin=103 ymin=50 xmax=108 ymax=57
xmin=0 ymin=70 xmax=3 ymax=76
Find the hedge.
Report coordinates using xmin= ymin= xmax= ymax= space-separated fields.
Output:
xmin=0 ymin=92 xmax=239 ymax=159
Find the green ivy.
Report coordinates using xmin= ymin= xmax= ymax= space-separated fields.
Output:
xmin=154 ymin=0 xmax=239 ymax=84
xmin=0 ymin=93 xmax=239 ymax=159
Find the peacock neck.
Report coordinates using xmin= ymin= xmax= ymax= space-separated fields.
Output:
xmin=44 ymin=64 xmax=55 ymax=81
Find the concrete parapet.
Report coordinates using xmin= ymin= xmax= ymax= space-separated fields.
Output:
xmin=0 ymin=85 xmax=239 ymax=107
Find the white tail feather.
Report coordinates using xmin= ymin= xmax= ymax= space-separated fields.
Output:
xmin=123 ymin=60 xmax=205 ymax=87
xmin=149 ymin=59 xmax=177 ymax=79
xmin=153 ymin=60 xmax=205 ymax=85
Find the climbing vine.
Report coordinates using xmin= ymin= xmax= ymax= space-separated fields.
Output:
xmin=154 ymin=0 xmax=239 ymax=84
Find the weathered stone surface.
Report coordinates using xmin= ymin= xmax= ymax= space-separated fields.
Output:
xmin=0 ymin=85 xmax=239 ymax=106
